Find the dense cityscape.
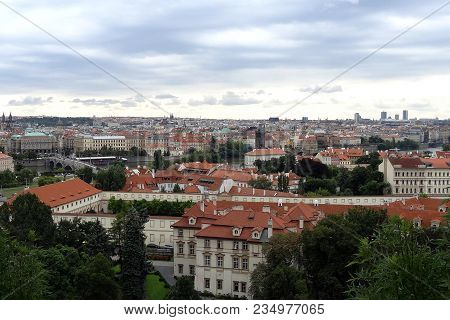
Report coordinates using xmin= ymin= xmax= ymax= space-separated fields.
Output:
xmin=0 ymin=112 xmax=448 ymax=300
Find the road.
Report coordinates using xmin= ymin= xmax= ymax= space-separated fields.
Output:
xmin=151 ymin=260 xmax=175 ymax=286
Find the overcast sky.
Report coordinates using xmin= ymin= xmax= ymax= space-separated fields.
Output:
xmin=1 ymin=0 xmax=449 ymax=120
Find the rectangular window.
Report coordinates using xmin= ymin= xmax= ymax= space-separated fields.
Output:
xmin=217 ymin=255 xmax=223 ymax=267
xmin=217 ymin=279 xmax=223 ymax=290
xmin=233 ymin=241 xmax=239 ymax=250
xmin=189 ymin=265 xmax=195 ymax=275
xmin=160 ymin=221 xmax=165 ymax=228
xmin=177 ymin=243 xmax=184 ymax=254
xmin=217 ymin=240 xmax=223 ymax=249
xmin=233 ymin=281 xmax=239 ymax=292
xmin=205 ymin=278 xmax=210 ymax=289
xmin=233 ymin=257 xmax=239 ymax=269
xmin=242 ymin=242 xmax=248 ymax=250
xmin=204 ymin=239 xmax=210 ymax=248
xmin=242 ymin=258 xmax=248 ymax=270
xmin=160 ymin=234 xmax=165 ymax=243
xmin=204 ymin=255 xmax=211 ymax=267
xmin=189 ymin=243 xmax=195 ymax=255
xmin=178 ymin=229 xmax=183 ymax=237
xmin=178 ymin=264 xmax=183 ymax=274
xmin=241 ymin=282 xmax=247 ymax=293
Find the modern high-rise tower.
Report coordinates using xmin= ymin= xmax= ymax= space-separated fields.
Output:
xmin=381 ymin=111 xmax=387 ymax=120
xmin=402 ymin=110 xmax=408 ymax=121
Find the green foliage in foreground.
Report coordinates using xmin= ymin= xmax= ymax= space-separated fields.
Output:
xmin=348 ymin=217 xmax=449 ymax=299
xmin=167 ymin=276 xmax=200 ymax=300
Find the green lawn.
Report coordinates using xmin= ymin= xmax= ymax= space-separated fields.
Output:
xmin=112 ymin=264 xmax=121 ymax=274
xmin=146 ymin=273 xmax=169 ymax=300
xmin=1 ymin=181 xmax=38 ymax=199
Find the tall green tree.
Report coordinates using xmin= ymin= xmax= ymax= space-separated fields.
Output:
xmin=75 ymin=167 xmax=94 ymax=184
xmin=7 ymin=193 xmax=55 ymax=247
xmin=75 ymin=253 xmax=121 ymax=299
xmin=302 ymin=207 xmax=387 ymax=299
xmin=95 ymin=165 xmax=126 ymax=191
xmin=277 ymin=174 xmax=289 ymax=192
xmin=250 ymin=233 xmax=308 ymax=299
xmin=348 ymin=217 xmax=449 ymax=300
xmin=153 ymin=150 xmax=164 ymax=171
xmin=0 ymin=229 xmax=48 ymax=299
xmin=248 ymin=177 xmax=273 ymax=190
xmin=55 ymin=219 xmax=112 ymax=257
xmin=34 ymin=245 xmax=83 ymax=299
xmin=121 ymin=207 xmax=147 ymax=299
xmin=16 ymin=168 xmax=37 ymax=185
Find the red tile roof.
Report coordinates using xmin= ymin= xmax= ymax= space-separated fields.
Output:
xmin=15 ymin=178 xmax=101 ymax=208
xmin=227 ymin=186 xmax=300 ymax=198
xmin=0 ymin=152 xmax=12 ymax=159
xmin=245 ymin=148 xmax=286 ymax=156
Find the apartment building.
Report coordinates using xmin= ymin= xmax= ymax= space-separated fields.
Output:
xmin=172 ymin=200 xmax=319 ymax=298
xmin=74 ymin=135 xmax=127 ymax=152
xmin=379 ymin=156 xmax=450 ymax=196
xmin=0 ymin=152 xmax=14 ymax=172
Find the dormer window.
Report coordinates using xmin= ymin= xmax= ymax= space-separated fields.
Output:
xmin=232 ymin=227 xmax=241 ymax=236
xmin=431 ymin=220 xmax=440 ymax=229
xmin=413 ymin=218 xmax=422 ymax=228
xmin=188 ymin=217 xmax=196 ymax=225
xmin=252 ymin=231 xmax=260 ymax=239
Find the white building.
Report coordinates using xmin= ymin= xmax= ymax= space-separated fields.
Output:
xmin=0 ymin=153 xmax=14 ymax=172
xmin=172 ymin=200 xmax=318 ymax=298
xmin=379 ymin=156 xmax=450 ymax=196
xmin=12 ymin=178 xmax=103 ymax=214
xmin=74 ymin=135 xmax=127 ymax=152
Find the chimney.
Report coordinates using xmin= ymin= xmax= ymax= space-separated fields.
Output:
xmin=263 ymin=189 xmax=266 ymax=196
xmin=200 ymin=201 xmax=205 ymax=212
xmin=299 ymin=215 xmax=304 ymax=229
xmin=267 ymin=217 xmax=273 ymax=238
xmin=151 ymin=169 xmax=156 ymax=178
xmin=237 ymin=187 xmax=241 ymax=193
xmin=252 ymin=188 xmax=255 ymax=195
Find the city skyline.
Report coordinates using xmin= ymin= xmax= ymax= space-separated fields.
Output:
xmin=1 ymin=0 xmax=450 ymax=120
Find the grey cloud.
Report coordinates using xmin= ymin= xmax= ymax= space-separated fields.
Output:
xmin=221 ymin=92 xmax=262 ymax=105
xmin=188 ymin=96 xmax=218 ymax=106
xmin=299 ymin=85 xmax=343 ymax=94
xmin=72 ymin=98 xmax=121 ymax=106
xmin=72 ymin=97 xmax=140 ymax=107
xmin=121 ymin=100 xmax=138 ymax=108
xmin=1 ymin=0 xmax=449 ymax=119
xmin=155 ymin=93 xmax=178 ymax=99
xmin=8 ymin=96 xmax=50 ymax=106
